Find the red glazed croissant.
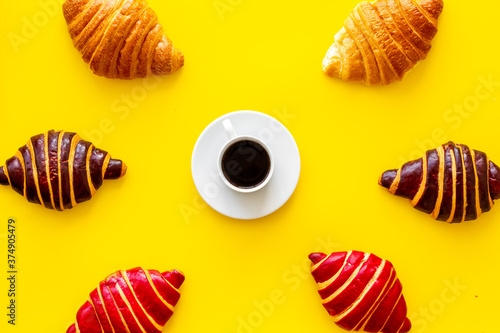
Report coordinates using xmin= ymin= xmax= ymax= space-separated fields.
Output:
xmin=0 ymin=130 xmax=126 ymax=210
xmin=323 ymin=0 xmax=443 ymax=85
xmin=309 ymin=251 xmax=411 ymax=333
xmin=67 ymin=267 xmax=184 ymax=333
xmin=380 ymin=142 xmax=500 ymax=222
xmin=62 ymin=0 xmax=184 ymax=79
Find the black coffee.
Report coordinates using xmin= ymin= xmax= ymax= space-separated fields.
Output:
xmin=221 ymin=140 xmax=271 ymax=189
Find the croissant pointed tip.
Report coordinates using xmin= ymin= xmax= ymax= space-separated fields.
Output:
xmin=379 ymin=169 xmax=398 ymax=189
xmin=175 ymin=49 xmax=184 ymax=70
xmin=489 ymin=161 xmax=500 ymax=200
xmin=309 ymin=253 xmax=327 ymax=265
xmin=120 ymin=162 xmax=127 ymax=178
xmin=0 ymin=166 xmax=9 ymax=185
xmin=401 ymin=317 xmax=412 ymax=332
xmin=66 ymin=324 xmax=77 ymax=333
xmin=104 ymin=159 xmax=127 ymax=180
xmin=417 ymin=0 xmax=444 ymax=19
xmin=162 ymin=269 xmax=185 ymax=288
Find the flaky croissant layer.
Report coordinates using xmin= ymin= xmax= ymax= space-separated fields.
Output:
xmin=323 ymin=0 xmax=443 ymax=85
xmin=380 ymin=141 xmax=500 ymax=222
xmin=63 ymin=0 xmax=184 ymax=79
xmin=0 ymin=130 xmax=126 ymax=210
xmin=67 ymin=267 xmax=184 ymax=333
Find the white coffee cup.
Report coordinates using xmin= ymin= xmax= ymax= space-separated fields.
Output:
xmin=218 ymin=119 xmax=274 ymax=193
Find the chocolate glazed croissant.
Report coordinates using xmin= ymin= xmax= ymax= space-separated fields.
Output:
xmin=323 ymin=0 xmax=443 ymax=85
xmin=0 ymin=130 xmax=126 ymax=210
xmin=380 ymin=142 xmax=500 ymax=222
xmin=67 ymin=267 xmax=184 ymax=333
xmin=63 ymin=0 xmax=184 ymax=79
xmin=309 ymin=252 xmax=411 ymax=333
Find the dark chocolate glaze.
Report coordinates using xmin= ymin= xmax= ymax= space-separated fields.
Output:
xmin=451 ymin=145 xmax=465 ymax=223
xmin=379 ymin=169 xmax=398 ymax=190
xmin=4 ymin=157 xmax=24 ymax=196
xmin=72 ymin=140 xmax=93 ymax=204
xmin=437 ymin=145 xmax=454 ymax=221
xmin=0 ymin=130 xmax=126 ymax=210
xmin=104 ymin=159 xmax=125 ymax=179
xmin=89 ymin=148 xmax=106 ymax=188
xmin=19 ymin=145 xmax=40 ymax=205
xmin=490 ymin=161 xmax=500 ymax=200
xmin=380 ymin=141 xmax=499 ymax=222
xmin=0 ymin=167 xmax=8 ymax=185
xmin=461 ymin=145 xmax=477 ymax=221
xmin=395 ymin=159 xmax=423 ymax=199
xmin=414 ymin=149 xmax=440 ymax=214
xmin=474 ymin=150 xmax=491 ymax=213
xmin=60 ymin=131 xmax=76 ymax=210
xmin=31 ymin=133 xmax=52 ymax=208
xmin=47 ymin=130 xmax=62 ymax=210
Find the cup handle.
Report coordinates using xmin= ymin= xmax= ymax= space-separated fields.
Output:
xmin=223 ymin=119 xmax=237 ymax=140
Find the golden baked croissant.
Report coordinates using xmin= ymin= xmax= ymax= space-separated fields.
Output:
xmin=63 ymin=0 xmax=184 ymax=79
xmin=380 ymin=142 xmax=500 ymax=222
xmin=309 ymin=251 xmax=411 ymax=333
xmin=0 ymin=130 xmax=126 ymax=210
xmin=323 ymin=0 xmax=443 ymax=85
xmin=67 ymin=267 xmax=184 ymax=333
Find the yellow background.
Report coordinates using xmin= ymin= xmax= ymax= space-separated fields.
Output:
xmin=1 ymin=0 xmax=500 ymax=332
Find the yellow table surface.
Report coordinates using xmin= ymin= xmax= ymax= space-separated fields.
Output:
xmin=1 ymin=0 xmax=500 ymax=332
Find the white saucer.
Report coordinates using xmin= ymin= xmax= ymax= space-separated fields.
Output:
xmin=191 ymin=111 xmax=301 ymax=220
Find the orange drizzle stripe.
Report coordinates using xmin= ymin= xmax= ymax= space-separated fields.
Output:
xmin=388 ymin=168 xmax=401 ymax=195
xmin=68 ymin=135 xmax=81 ymax=208
xmin=411 ymin=153 xmax=428 ymax=207
xmin=27 ymin=139 xmax=45 ymax=208
xmin=102 ymin=154 xmax=111 ymax=179
xmin=470 ymin=149 xmax=482 ymax=218
xmin=446 ymin=149 xmax=457 ymax=222
xmin=457 ymin=145 xmax=467 ymax=222
xmin=86 ymin=144 xmax=97 ymax=196
xmin=431 ymin=146 xmax=445 ymax=219
xmin=14 ymin=151 xmax=26 ymax=198
xmin=57 ymin=131 xmax=65 ymax=211
xmin=487 ymin=158 xmax=494 ymax=207
xmin=44 ymin=132 xmax=56 ymax=209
